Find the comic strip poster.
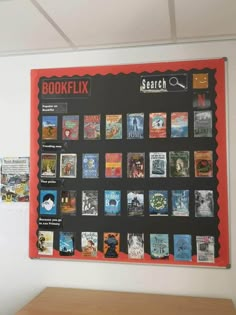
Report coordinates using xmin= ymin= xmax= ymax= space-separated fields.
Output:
xmin=149 ymin=190 xmax=168 ymax=216
xmin=84 ymin=114 xmax=101 ymax=140
xmin=171 ymin=190 xmax=189 ymax=216
xmin=196 ymin=236 xmax=215 ymax=263
xmin=82 ymin=190 xmax=98 ymax=216
xmin=149 ymin=152 xmax=167 ymax=178
xmin=81 ymin=232 xmax=98 ymax=257
xmin=62 ymin=115 xmax=79 ymax=140
xmin=194 ymin=150 xmax=213 ymax=177
xmin=82 ymin=153 xmax=99 ymax=178
xmin=150 ymin=234 xmax=169 ymax=259
xmin=127 ymin=233 xmax=144 ymax=259
xmin=105 ymin=114 xmax=122 ymax=139
xmin=149 ymin=112 xmax=166 ymax=138
xmin=38 ymin=231 xmax=54 ymax=256
xmin=127 ymin=152 xmax=145 ymax=178
xmin=171 ymin=112 xmax=188 ymax=137
xmin=127 ymin=190 xmax=144 ymax=216
xmin=1 ymin=157 xmax=29 ymax=202
xmin=127 ymin=113 xmax=144 ymax=139
xmin=60 ymin=190 xmax=77 ymax=215
xmin=104 ymin=190 xmax=121 ymax=216
xmin=105 ymin=153 xmax=122 ymax=178
xmin=42 ymin=116 xmax=58 ymax=140
xmin=104 ymin=232 xmax=120 ymax=258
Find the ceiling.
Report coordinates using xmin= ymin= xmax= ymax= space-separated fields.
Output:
xmin=0 ymin=0 xmax=235 ymax=56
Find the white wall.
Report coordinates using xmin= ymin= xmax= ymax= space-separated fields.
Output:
xmin=0 ymin=41 xmax=235 ymax=315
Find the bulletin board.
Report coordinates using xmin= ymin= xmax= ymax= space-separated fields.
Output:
xmin=29 ymin=58 xmax=229 ymax=267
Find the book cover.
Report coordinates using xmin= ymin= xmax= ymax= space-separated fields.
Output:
xmin=196 ymin=236 xmax=215 ymax=263
xmin=38 ymin=231 xmax=54 ymax=256
xmin=82 ymin=190 xmax=98 ymax=216
xmin=194 ymin=150 xmax=213 ymax=177
xmin=104 ymin=190 xmax=121 ymax=216
xmin=81 ymin=232 xmax=98 ymax=257
xmin=150 ymin=234 xmax=169 ymax=259
xmin=60 ymin=153 xmax=77 ymax=178
xmin=62 ymin=115 xmax=79 ymax=140
xmin=127 ymin=190 xmax=144 ymax=216
xmin=82 ymin=153 xmax=99 ymax=178
xmin=105 ymin=114 xmax=122 ymax=139
xmin=171 ymin=112 xmax=188 ymax=137
xmin=194 ymin=110 xmax=212 ymax=137
xmin=149 ymin=190 xmax=168 ymax=216
xmin=42 ymin=116 xmax=58 ymax=140
xmin=127 ymin=152 xmax=145 ymax=178
xmin=105 ymin=153 xmax=122 ymax=178
xmin=39 ymin=190 xmax=57 ymax=215
xmin=41 ymin=153 xmax=57 ymax=178
xmin=127 ymin=233 xmax=144 ymax=259
xmin=169 ymin=151 xmax=189 ymax=177
xmin=84 ymin=114 xmax=101 ymax=140
xmin=60 ymin=190 xmax=76 ymax=215
xmin=127 ymin=113 xmax=144 ymax=139
xmin=59 ymin=231 xmax=75 ymax=256
xmin=149 ymin=152 xmax=167 ymax=177
xmin=149 ymin=112 xmax=167 ymax=138
xmin=195 ymin=190 xmax=214 ymax=217
xmin=171 ymin=190 xmax=189 ymax=216
xmin=174 ymin=234 xmax=192 ymax=261
xmin=104 ymin=232 xmax=120 ymax=258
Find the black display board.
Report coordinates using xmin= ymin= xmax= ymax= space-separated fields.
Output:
xmin=30 ymin=59 xmax=229 ymax=267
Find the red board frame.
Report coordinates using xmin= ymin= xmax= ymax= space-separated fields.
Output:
xmin=30 ymin=58 xmax=229 ymax=267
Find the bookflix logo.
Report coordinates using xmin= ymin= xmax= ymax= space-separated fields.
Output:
xmin=40 ymin=77 xmax=91 ymax=99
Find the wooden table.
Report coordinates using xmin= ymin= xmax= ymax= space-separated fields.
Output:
xmin=16 ymin=287 xmax=236 ymax=315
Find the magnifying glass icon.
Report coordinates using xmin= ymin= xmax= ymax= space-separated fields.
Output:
xmin=169 ymin=77 xmax=186 ymax=89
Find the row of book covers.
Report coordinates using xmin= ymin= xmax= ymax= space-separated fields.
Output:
xmin=38 ymin=231 xmax=215 ymax=263
xmin=42 ymin=112 xmax=213 ymax=141
xmin=41 ymin=151 xmax=214 ymax=179
xmin=40 ymin=189 xmax=214 ymax=218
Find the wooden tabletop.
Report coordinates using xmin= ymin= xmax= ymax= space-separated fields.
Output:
xmin=16 ymin=287 xmax=236 ymax=315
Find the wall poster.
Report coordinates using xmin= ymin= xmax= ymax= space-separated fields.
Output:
xmin=30 ymin=58 xmax=229 ymax=267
